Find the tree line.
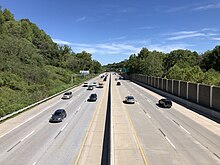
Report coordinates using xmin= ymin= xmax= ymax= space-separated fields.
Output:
xmin=106 ymin=47 xmax=220 ymax=86
xmin=0 ymin=7 xmax=103 ymax=117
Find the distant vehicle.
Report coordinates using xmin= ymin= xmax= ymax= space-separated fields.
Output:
xmin=158 ymin=99 xmax=172 ymax=108
xmin=115 ymin=78 xmax=118 ymax=81
xmin=88 ymin=93 xmax=97 ymax=102
xmin=93 ymin=82 xmax=97 ymax=86
xmin=124 ymin=96 xmax=135 ymax=104
xmin=62 ymin=91 xmax=73 ymax=99
xmin=49 ymin=109 xmax=67 ymax=122
xmin=116 ymin=81 xmax=121 ymax=85
xmin=87 ymin=85 xmax=94 ymax=90
xmin=97 ymin=81 xmax=104 ymax=88
xmin=83 ymin=82 xmax=89 ymax=87
xmin=119 ymin=76 xmax=123 ymax=80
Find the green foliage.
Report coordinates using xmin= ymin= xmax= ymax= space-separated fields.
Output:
xmin=200 ymin=46 xmax=220 ymax=72
xmin=167 ymin=65 xmax=204 ymax=83
xmin=163 ymin=49 xmax=199 ymax=73
xmin=2 ymin=9 xmax=14 ymax=21
xmin=0 ymin=8 xmax=103 ymax=118
xmin=106 ymin=46 xmax=220 ymax=86
xmin=202 ymin=69 xmax=220 ymax=86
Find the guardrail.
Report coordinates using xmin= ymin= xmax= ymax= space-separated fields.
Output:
xmin=0 ymin=85 xmax=79 ymax=122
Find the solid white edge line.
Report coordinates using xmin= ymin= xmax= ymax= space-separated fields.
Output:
xmin=165 ymin=137 xmax=176 ymax=149
xmin=180 ymin=125 xmax=191 ymax=135
xmin=0 ymin=101 xmax=59 ymax=139
xmin=21 ymin=130 xmax=35 ymax=142
xmin=146 ymin=113 xmax=151 ymax=119
xmin=61 ymin=122 xmax=68 ymax=132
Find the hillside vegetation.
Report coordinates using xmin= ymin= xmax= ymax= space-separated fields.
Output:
xmin=106 ymin=47 xmax=220 ymax=86
xmin=0 ymin=8 xmax=102 ymax=117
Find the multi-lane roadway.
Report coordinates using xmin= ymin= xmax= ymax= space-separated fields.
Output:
xmin=0 ymin=73 xmax=219 ymax=165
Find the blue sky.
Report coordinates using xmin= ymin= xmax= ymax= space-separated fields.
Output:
xmin=1 ymin=0 xmax=220 ymax=65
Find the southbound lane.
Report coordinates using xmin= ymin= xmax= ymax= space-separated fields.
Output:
xmin=0 ymin=76 xmax=107 ymax=165
xmin=113 ymin=75 xmax=220 ymax=165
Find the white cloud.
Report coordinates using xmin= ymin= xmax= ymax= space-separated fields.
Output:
xmin=193 ymin=3 xmax=220 ymax=11
xmin=52 ymin=39 xmax=72 ymax=45
xmin=136 ymin=26 xmax=158 ymax=30
xmin=212 ymin=38 xmax=220 ymax=41
xmin=167 ymin=33 xmax=205 ymax=40
xmin=147 ymin=43 xmax=192 ymax=53
xmin=165 ymin=29 xmax=220 ymax=41
xmin=165 ymin=6 xmax=189 ymax=12
xmin=76 ymin=16 xmax=86 ymax=22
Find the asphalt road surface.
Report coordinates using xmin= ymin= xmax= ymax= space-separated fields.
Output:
xmin=0 ymin=73 xmax=220 ymax=165
xmin=115 ymin=76 xmax=220 ymax=165
xmin=0 ymin=77 xmax=105 ymax=165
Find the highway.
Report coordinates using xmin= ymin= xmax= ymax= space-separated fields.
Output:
xmin=0 ymin=73 xmax=220 ymax=165
xmin=0 ymin=76 xmax=106 ymax=165
xmin=114 ymin=75 xmax=220 ymax=165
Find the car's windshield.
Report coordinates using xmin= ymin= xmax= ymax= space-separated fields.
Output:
xmin=54 ymin=110 xmax=63 ymax=115
xmin=127 ymin=96 xmax=134 ymax=99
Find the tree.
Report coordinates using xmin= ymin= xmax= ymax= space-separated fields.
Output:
xmin=140 ymin=51 xmax=164 ymax=77
xmin=200 ymin=46 xmax=220 ymax=72
xmin=126 ymin=54 xmax=140 ymax=74
xmin=138 ymin=48 xmax=149 ymax=60
xmin=3 ymin=9 xmax=14 ymax=21
xmin=202 ymin=69 xmax=220 ymax=86
xmin=163 ymin=49 xmax=199 ymax=73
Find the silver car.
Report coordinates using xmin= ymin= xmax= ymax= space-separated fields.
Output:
xmin=62 ymin=92 xmax=73 ymax=99
xmin=124 ymin=96 xmax=135 ymax=104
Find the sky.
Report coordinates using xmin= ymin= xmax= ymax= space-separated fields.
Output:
xmin=1 ymin=0 xmax=220 ymax=65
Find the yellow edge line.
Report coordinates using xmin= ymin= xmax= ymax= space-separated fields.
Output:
xmin=74 ymin=80 xmax=108 ymax=165
xmin=124 ymin=109 xmax=149 ymax=165
xmin=114 ymin=79 xmax=149 ymax=165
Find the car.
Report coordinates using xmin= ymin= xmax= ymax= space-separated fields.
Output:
xmin=119 ymin=76 xmax=123 ymax=80
xmin=62 ymin=91 xmax=73 ymax=99
xmin=87 ymin=85 xmax=94 ymax=90
xmin=115 ymin=78 xmax=118 ymax=81
xmin=87 ymin=93 xmax=97 ymax=102
xmin=49 ymin=109 xmax=67 ymax=122
xmin=158 ymin=99 xmax=172 ymax=108
xmin=97 ymin=81 xmax=104 ymax=88
xmin=124 ymin=96 xmax=135 ymax=104
xmin=83 ymin=82 xmax=89 ymax=87
xmin=93 ymin=82 xmax=97 ymax=86
xmin=116 ymin=81 xmax=121 ymax=85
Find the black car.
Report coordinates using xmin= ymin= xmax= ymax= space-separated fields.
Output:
xmin=49 ymin=109 xmax=67 ymax=122
xmin=87 ymin=93 xmax=97 ymax=102
xmin=158 ymin=99 xmax=172 ymax=108
xmin=116 ymin=81 xmax=121 ymax=85
xmin=87 ymin=85 xmax=94 ymax=90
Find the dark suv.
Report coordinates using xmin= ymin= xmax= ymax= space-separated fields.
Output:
xmin=49 ymin=109 xmax=67 ymax=122
xmin=158 ymin=99 xmax=172 ymax=108
xmin=88 ymin=93 xmax=97 ymax=102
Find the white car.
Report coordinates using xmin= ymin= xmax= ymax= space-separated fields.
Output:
xmin=62 ymin=92 xmax=73 ymax=99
